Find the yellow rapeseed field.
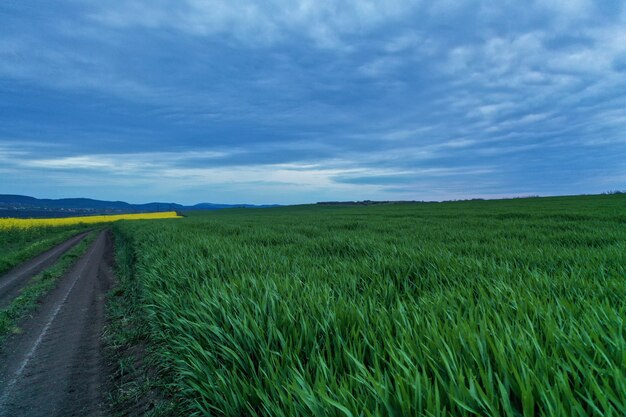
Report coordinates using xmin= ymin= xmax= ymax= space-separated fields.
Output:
xmin=0 ymin=211 xmax=181 ymax=229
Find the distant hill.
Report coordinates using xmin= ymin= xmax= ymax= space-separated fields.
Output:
xmin=0 ymin=194 xmax=278 ymax=218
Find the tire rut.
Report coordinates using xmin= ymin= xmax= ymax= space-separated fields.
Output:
xmin=0 ymin=230 xmax=113 ymax=417
xmin=0 ymin=231 xmax=90 ymax=308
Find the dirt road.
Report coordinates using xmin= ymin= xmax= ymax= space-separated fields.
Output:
xmin=0 ymin=231 xmax=89 ymax=308
xmin=0 ymin=230 xmax=113 ymax=417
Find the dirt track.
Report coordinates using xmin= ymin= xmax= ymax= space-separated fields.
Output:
xmin=0 ymin=231 xmax=89 ymax=308
xmin=0 ymin=230 xmax=113 ymax=417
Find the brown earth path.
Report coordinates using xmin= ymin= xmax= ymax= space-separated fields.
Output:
xmin=0 ymin=230 xmax=114 ymax=417
xmin=0 ymin=231 xmax=90 ymax=308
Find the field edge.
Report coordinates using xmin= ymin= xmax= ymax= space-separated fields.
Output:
xmin=103 ymin=226 xmax=184 ymax=417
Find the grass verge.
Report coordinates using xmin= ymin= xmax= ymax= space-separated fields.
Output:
xmin=0 ymin=227 xmax=90 ymax=276
xmin=104 ymin=228 xmax=182 ymax=417
xmin=0 ymin=231 xmax=96 ymax=341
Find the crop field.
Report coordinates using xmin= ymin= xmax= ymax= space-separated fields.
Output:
xmin=0 ymin=211 xmax=180 ymax=276
xmin=111 ymin=194 xmax=626 ymax=417
xmin=0 ymin=211 xmax=181 ymax=229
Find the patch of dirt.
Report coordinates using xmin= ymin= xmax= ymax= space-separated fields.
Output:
xmin=105 ymin=342 xmax=166 ymax=417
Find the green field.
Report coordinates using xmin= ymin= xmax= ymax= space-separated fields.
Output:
xmin=111 ymin=194 xmax=626 ymax=417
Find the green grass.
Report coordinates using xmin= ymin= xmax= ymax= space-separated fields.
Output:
xmin=0 ymin=225 xmax=91 ymax=276
xmin=0 ymin=232 xmax=96 ymax=340
xmin=112 ymin=194 xmax=626 ymax=417
xmin=105 ymin=228 xmax=179 ymax=416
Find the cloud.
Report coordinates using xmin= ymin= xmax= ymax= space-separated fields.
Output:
xmin=89 ymin=0 xmax=422 ymax=48
xmin=1 ymin=1 xmax=626 ymax=203
xmin=334 ymin=166 xmax=494 ymax=185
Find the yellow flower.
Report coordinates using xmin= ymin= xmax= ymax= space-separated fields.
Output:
xmin=0 ymin=211 xmax=181 ymax=229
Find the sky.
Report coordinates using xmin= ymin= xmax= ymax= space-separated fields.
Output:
xmin=1 ymin=1 xmax=625 ymax=205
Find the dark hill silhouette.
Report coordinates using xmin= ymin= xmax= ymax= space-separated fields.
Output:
xmin=0 ymin=194 xmax=277 ymax=218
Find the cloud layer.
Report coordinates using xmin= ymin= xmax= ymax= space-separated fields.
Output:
xmin=1 ymin=1 xmax=625 ymax=203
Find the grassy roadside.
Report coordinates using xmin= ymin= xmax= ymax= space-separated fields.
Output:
xmin=0 ymin=231 xmax=97 ymax=341
xmin=104 ymin=227 xmax=181 ymax=417
xmin=0 ymin=226 xmax=91 ymax=276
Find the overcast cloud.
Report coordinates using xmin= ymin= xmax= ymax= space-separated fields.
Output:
xmin=1 ymin=1 xmax=625 ymax=204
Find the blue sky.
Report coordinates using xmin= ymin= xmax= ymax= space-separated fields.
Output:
xmin=1 ymin=1 xmax=625 ymax=204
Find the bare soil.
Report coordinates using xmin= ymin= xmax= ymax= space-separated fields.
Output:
xmin=0 ymin=230 xmax=114 ymax=417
